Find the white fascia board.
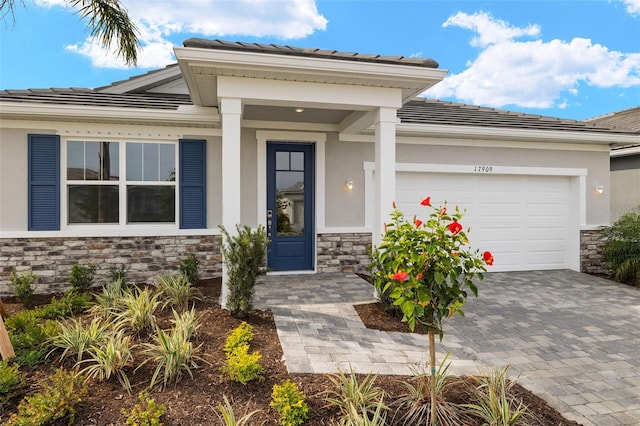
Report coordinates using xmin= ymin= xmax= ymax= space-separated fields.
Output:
xmin=174 ymin=46 xmax=448 ymax=84
xmin=395 ymin=123 xmax=640 ymax=145
xmin=611 ymin=145 xmax=640 ymax=157
xmin=217 ymin=76 xmax=402 ymax=109
xmin=0 ymin=102 xmax=219 ymax=126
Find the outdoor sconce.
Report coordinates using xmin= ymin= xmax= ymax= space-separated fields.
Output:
xmin=594 ymin=185 xmax=604 ymax=194
xmin=345 ymin=180 xmax=354 ymax=191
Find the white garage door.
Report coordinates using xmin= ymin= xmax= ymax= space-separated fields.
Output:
xmin=396 ymin=172 xmax=575 ymax=272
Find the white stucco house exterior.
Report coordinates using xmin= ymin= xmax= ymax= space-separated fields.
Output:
xmin=1 ymin=39 xmax=638 ymax=295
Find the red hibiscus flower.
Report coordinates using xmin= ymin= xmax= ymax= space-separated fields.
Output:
xmin=452 ymin=251 xmax=458 ymax=257
xmin=420 ymin=197 xmax=431 ymax=206
xmin=416 ymin=273 xmax=423 ymax=280
xmin=440 ymin=207 xmax=447 ymax=216
xmin=483 ymin=251 xmax=494 ymax=266
xmin=383 ymin=223 xmax=387 ymax=232
xmin=392 ymin=271 xmax=409 ymax=281
xmin=449 ymin=221 xmax=462 ymax=235
xmin=415 ymin=219 xmax=423 ymax=227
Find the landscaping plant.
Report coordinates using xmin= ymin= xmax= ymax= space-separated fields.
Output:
xmin=6 ymin=367 xmax=87 ymax=426
xmin=48 ymin=316 xmax=110 ymax=363
xmin=220 ymin=224 xmax=268 ymax=318
xmin=0 ymin=360 xmax=23 ymax=405
xmin=107 ymin=264 xmax=129 ymax=286
xmin=222 ymin=322 xmax=263 ymax=384
xmin=217 ymin=395 xmax=264 ymax=426
xmin=121 ymin=392 xmax=167 ymax=426
xmin=270 ymin=379 xmax=309 ymax=426
xmin=80 ymin=329 xmax=134 ymax=392
xmin=153 ymin=273 xmax=201 ymax=312
xmin=323 ymin=369 xmax=387 ymax=424
xmin=8 ymin=270 xmax=37 ymax=308
xmin=170 ymin=307 xmax=201 ymax=341
xmin=115 ymin=286 xmax=160 ymax=334
xmin=92 ymin=278 xmax=127 ymax=318
xmin=370 ymin=197 xmax=492 ymax=425
xmin=179 ymin=254 xmax=200 ymax=285
xmin=602 ymin=207 xmax=640 ymax=286
xmin=68 ymin=263 xmax=97 ymax=293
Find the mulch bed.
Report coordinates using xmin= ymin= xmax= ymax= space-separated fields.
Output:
xmin=0 ymin=277 xmax=580 ymax=425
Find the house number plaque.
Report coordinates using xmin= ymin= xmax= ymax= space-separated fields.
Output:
xmin=474 ymin=166 xmax=494 ymax=173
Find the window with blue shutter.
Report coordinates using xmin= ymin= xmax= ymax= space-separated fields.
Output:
xmin=28 ymin=134 xmax=60 ymax=231
xmin=179 ymin=139 xmax=206 ymax=229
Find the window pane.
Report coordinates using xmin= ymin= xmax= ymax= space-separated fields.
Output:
xmin=275 ymin=151 xmax=289 ymax=170
xmin=159 ymin=144 xmax=175 ymax=181
xmin=67 ymin=141 xmax=84 ymax=180
xmin=143 ymin=144 xmax=159 ymax=181
xmin=126 ymin=143 xmax=143 ymax=181
xmin=127 ymin=186 xmax=175 ymax=223
xmin=290 ymin=152 xmax=304 ymax=171
xmin=68 ymin=185 xmax=119 ymax=223
xmin=276 ymin=171 xmax=304 ymax=236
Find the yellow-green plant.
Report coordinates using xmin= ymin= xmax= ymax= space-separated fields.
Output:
xmin=270 ymin=380 xmax=309 ymax=426
xmin=224 ymin=321 xmax=254 ymax=354
xmin=223 ymin=343 xmax=263 ymax=384
xmin=153 ymin=274 xmax=201 ymax=312
xmin=121 ymin=392 xmax=167 ymax=426
xmin=0 ymin=361 xmax=23 ymax=405
xmin=48 ymin=317 xmax=110 ymax=363
xmin=6 ymin=367 xmax=87 ymax=426
xmin=370 ymin=197 xmax=492 ymax=425
xmin=217 ymin=395 xmax=264 ymax=426
xmin=115 ymin=286 xmax=160 ymax=334
xmin=80 ymin=330 xmax=134 ymax=392
xmin=461 ymin=364 xmax=529 ymax=426
xmin=140 ymin=326 xmax=203 ymax=390
xmin=324 ymin=369 xmax=387 ymax=424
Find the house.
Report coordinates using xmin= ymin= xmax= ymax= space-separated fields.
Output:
xmin=1 ymin=39 xmax=638 ymax=296
xmin=585 ymin=107 xmax=640 ymax=222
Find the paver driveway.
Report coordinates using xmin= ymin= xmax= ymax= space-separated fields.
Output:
xmin=254 ymin=270 xmax=640 ymax=426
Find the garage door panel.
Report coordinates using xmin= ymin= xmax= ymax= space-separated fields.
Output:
xmin=396 ymin=172 xmax=573 ymax=271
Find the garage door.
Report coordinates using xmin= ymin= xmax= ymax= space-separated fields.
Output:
xmin=396 ymin=172 xmax=574 ymax=272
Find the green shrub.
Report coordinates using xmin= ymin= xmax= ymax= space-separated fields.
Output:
xmin=48 ymin=317 xmax=110 ymax=363
xmin=115 ymin=286 xmax=160 ymax=334
xmin=0 ymin=361 xmax=23 ymax=404
xmin=224 ymin=321 xmax=254 ymax=354
xmin=8 ymin=270 xmax=37 ymax=308
xmin=217 ymin=395 xmax=263 ymax=426
xmin=4 ymin=310 xmax=39 ymax=333
xmin=6 ymin=367 xmax=87 ymax=426
xmin=461 ymin=364 xmax=528 ymax=426
xmin=179 ymin=254 xmax=200 ymax=285
xmin=107 ymin=264 xmax=129 ymax=286
xmin=270 ymin=380 xmax=309 ymax=426
xmin=602 ymin=207 xmax=640 ymax=286
xmin=140 ymin=325 xmax=203 ymax=390
xmin=223 ymin=343 xmax=263 ymax=384
xmin=68 ymin=263 xmax=97 ymax=293
xmin=38 ymin=291 xmax=92 ymax=319
xmin=80 ymin=330 xmax=134 ymax=392
xmin=324 ymin=369 xmax=387 ymax=424
xmin=220 ymin=225 xmax=268 ymax=318
xmin=153 ymin=274 xmax=201 ymax=312
xmin=10 ymin=319 xmax=59 ymax=366
xmin=121 ymin=392 xmax=167 ymax=426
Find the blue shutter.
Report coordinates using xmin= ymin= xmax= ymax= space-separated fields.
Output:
xmin=28 ymin=134 xmax=60 ymax=231
xmin=179 ymin=139 xmax=207 ymax=229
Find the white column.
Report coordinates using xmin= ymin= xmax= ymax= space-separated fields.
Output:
xmin=373 ymin=107 xmax=397 ymax=247
xmin=220 ymin=97 xmax=242 ymax=310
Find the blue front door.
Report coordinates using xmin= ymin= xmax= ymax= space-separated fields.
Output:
xmin=266 ymin=143 xmax=314 ymax=271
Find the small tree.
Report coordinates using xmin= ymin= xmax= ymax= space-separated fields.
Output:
xmin=370 ymin=197 xmax=493 ymax=425
xmin=220 ymin=225 xmax=268 ymax=318
xmin=602 ymin=207 xmax=640 ymax=286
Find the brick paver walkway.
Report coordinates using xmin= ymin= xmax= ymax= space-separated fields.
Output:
xmin=254 ymin=270 xmax=640 ymax=425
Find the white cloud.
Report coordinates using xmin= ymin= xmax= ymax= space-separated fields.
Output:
xmin=620 ymin=0 xmax=640 ymax=16
xmin=426 ymin=12 xmax=640 ymax=109
xmin=52 ymin=0 xmax=328 ymax=68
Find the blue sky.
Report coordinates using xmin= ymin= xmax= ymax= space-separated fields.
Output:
xmin=1 ymin=0 xmax=639 ymax=120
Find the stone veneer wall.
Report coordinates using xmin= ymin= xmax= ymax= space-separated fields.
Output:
xmin=0 ymin=235 xmax=222 ymax=296
xmin=580 ymin=229 xmax=607 ymax=276
xmin=317 ymin=232 xmax=372 ymax=273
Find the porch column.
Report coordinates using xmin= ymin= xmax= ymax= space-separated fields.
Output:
xmin=220 ymin=97 xmax=242 ymax=310
xmin=373 ymin=107 xmax=397 ymax=247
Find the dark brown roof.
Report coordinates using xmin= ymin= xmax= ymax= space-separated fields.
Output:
xmin=183 ymin=39 xmax=440 ymax=68
xmin=0 ymin=88 xmax=192 ymax=109
xmin=399 ymin=99 xmax=637 ymax=134
xmin=586 ymin=106 xmax=640 ymax=133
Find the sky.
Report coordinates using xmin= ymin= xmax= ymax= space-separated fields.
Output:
xmin=1 ymin=0 xmax=639 ymax=121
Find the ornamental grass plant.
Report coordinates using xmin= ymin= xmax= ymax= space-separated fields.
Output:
xmin=323 ymin=369 xmax=387 ymax=424
xmin=48 ymin=316 xmax=111 ymax=363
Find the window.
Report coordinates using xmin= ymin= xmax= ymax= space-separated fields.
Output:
xmin=66 ymin=141 xmax=176 ymax=225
